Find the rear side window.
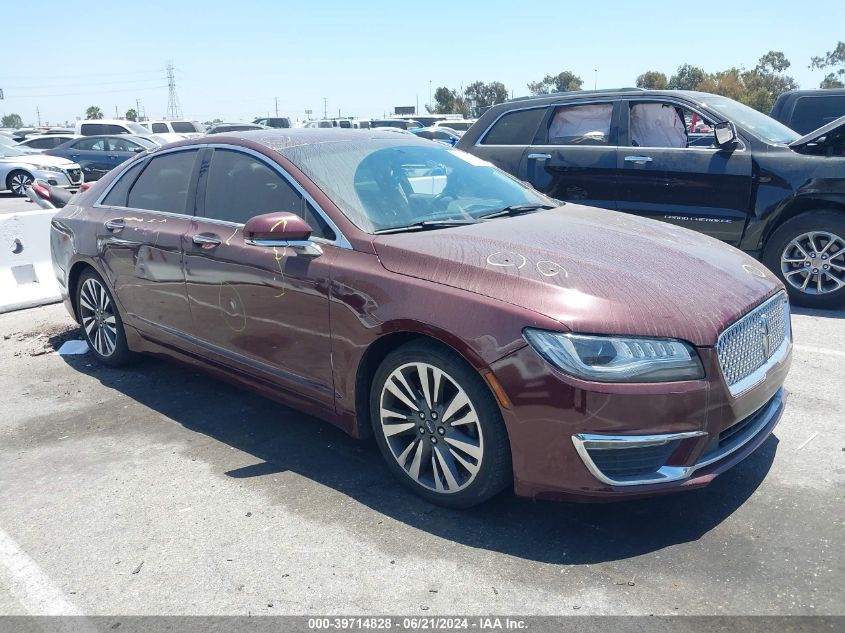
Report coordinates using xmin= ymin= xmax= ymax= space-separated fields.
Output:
xmin=791 ymin=96 xmax=845 ymax=134
xmin=171 ymin=122 xmax=197 ymax=133
xmin=82 ymin=124 xmax=129 ymax=135
xmin=481 ymin=108 xmax=545 ymax=145
xmin=547 ymin=103 xmax=613 ymax=145
xmin=127 ymin=150 xmax=198 ymax=214
xmin=151 ymin=123 xmax=169 ymax=133
xmin=102 ymin=161 xmax=145 ymax=207
xmin=74 ymin=138 xmax=107 ymax=151
xmin=27 ymin=137 xmax=59 ymax=149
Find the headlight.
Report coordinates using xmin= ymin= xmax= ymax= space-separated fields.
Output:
xmin=34 ymin=165 xmax=64 ymax=173
xmin=523 ymin=329 xmax=704 ymax=383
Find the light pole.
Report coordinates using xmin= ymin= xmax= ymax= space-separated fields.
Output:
xmin=594 ymin=69 xmax=598 ymax=90
xmin=429 ymin=80 xmax=432 ymax=111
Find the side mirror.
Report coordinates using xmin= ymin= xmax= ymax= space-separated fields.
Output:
xmin=243 ymin=212 xmax=323 ymax=257
xmin=714 ymin=121 xmax=737 ymax=147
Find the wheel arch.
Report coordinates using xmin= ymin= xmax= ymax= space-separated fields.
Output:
xmin=353 ymin=327 xmax=494 ymax=440
xmin=763 ymin=195 xmax=845 ymax=251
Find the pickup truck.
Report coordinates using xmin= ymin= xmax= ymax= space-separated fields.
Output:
xmin=457 ymin=88 xmax=845 ymax=308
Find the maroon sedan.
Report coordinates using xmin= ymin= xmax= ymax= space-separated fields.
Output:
xmin=50 ymin=129 xmax=791 ymax=507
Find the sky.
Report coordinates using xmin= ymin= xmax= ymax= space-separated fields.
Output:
xmin=2 ymin=0 xmax=843 ymax=126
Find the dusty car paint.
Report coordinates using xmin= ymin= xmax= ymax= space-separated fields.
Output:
xmin=50 ymin=130 xmax=791 ymax=501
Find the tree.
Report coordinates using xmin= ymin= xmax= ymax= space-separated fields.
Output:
xmin=635 ymin=71 xmax=668 ymax=90
xmin=527 ymin=71 xmax=582 ymax=95
xmin=741 ymin=51 xmax=797 ymax=113
xmin=668 ymin=64 xmax=706 ymax=90
xmin=696 ymin=68 xmax=746 ymax=102
xmin=85 ymin=106 xmax=103 ymax=120
xmin=428 ymin=86 xmax=457 ymax=114
xmin=811 ymin=41 xmax=845 ymax=88
xmin=463 ymin=80 xmax=509 ymax=115
xmin=125 ymin=109 xmax=138 ymax=122
xmin=1 ymin=113 xmax=23 ymax=128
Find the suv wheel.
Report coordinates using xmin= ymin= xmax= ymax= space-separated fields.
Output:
xmin=370 ymin=341 xmax=512 ymax=508
xmin=763 ymin=211 xmax=845 ymax=309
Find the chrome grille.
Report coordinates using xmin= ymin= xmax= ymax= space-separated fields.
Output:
xmin=716 ymin=292 xmax=790 ymax=394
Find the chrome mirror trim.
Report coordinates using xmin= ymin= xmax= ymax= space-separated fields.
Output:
xmin=245 ymin=238 xmax=324 ymax=258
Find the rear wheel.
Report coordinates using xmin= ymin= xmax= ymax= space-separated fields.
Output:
xmin=370 ymin=341 xmax=512 ymax=508
xmin=763 ymin=211 xmax=845 ymax=309
xmin=6 ymin=170 xmax=33 ymax=196
xmin=76 ymin=269 xmax=134 ymax=366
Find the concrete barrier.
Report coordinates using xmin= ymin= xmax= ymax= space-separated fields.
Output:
xmin=0 ymin=210 xmax=61 ymax=314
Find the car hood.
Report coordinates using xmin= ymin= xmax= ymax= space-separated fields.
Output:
xmin=0 ymin=153 xmax=75 ymax=167
xmin=788 ymin=114 xmax=845 ymax=149
xmin=372 ymin=205 xmax=783 ymax=346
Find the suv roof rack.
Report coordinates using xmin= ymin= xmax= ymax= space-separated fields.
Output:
xmin=507 ymin=87 xmax=644 ymax=103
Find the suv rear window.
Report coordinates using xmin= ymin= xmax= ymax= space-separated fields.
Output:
xmin=792 ymin=96 xmax=845 ymax=134
xmin=481 ymin=108 xmax=545 ymax=145
xmin=81 ymin=123 xmax=128 ymax=135
xmin=171 ymin=121 xmax=198 ymax=133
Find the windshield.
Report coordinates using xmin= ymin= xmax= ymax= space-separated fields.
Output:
xmin=0 ymin=145 xmax=26 ymax=157
xmin=125 ymin=122 xmax=151 ymax=135
xmin=282 ymin=139 xmax=552 ymax=233
xmin=701 ymin=96 xmax=800 ymax=145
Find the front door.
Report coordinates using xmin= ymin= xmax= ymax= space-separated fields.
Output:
xmin=523 ymin=101 xmax=619 ymax=209
xmin=616 ymin=99 xmax=753 ymax=245
xmin=183 ymin=147 xmax=337 ymax=407
xmin=96 ymin=149 xmax=200 ymax=336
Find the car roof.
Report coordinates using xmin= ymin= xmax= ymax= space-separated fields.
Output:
xmin=179 ymin=128 xmax=430 ymax=151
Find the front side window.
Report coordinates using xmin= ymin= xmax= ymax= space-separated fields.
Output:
xmin=108 ymin=137 xmax=144 ymax=152
xmin=283 ymin=139 xmax=551 ymax=233
xmin=203 ymin=150 xmax=332 ymax=239
xmin=628 ymin=102 xmax=718 ymax=148
xmin=547 ymin=103 xmax=613 ymax=146
xmin=481 ymin=108 xmax=545 ymax=145
xmin=127 ymin=150 xmax=198 ymax=214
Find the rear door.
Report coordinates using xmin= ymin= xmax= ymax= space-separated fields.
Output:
xmin=183 ymin=147 xmax=339 ymax=407
xmin=96 ymin=149 xmax=200 ymax=337
xmin=616 ymin=98 xmax=753 ymax=244
xmin=468 ymin=106 xmax=546 ymax=174
xmin=522 ymin=100 xmax=619 ymax=208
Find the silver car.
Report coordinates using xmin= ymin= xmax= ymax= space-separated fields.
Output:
xmin=0 ymin=144 xmax=83 ymax=195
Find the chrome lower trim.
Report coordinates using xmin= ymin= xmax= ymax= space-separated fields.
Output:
xmin=572 ymin=389 xmax=783 ymax=487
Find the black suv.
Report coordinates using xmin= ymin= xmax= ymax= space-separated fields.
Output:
xmin=457 ymin=88 xmax=845 ymax=308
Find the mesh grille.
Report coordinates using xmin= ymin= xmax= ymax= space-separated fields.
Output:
xmin=716 ymin=293 xmax=789 ymax=389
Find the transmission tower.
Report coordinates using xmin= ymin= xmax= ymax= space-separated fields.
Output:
xmin=166 ymin=61 xmax=182 ymax=119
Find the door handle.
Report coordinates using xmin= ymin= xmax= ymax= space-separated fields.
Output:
xmin=104 ymin=218 xmax=125 ymax=232
xmin=528 ymin=153 xmax=552 ymax=160
xmin=192 ymin=233 xmax=221 ymax=247
xmin=624 ymin=155 xmax=653 ymax=164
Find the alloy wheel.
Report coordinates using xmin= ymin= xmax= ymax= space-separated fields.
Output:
xmin=780 ymin=231 xmax=845 ymax=296
xmin=79 ymin=278 xmax=118 ymax=357
xmin=9 ymin=172 xmax=33 ymax=195
xmin=379 ymin=362 xmax=484 ymax=494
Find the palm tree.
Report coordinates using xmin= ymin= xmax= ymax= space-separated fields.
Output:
xmin=125 ymin=108 xmax=138 ymax=122
xmin=85 ymin=106 xmax=104 ymax=120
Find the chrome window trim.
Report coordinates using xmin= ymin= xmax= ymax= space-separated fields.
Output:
xmin=717 ymin=292 xmax=791 ymax=397
xmin=94 ymin=143 xmax=352 ymax=250
xmin=571 ymin=388 xmax=783 ymax=487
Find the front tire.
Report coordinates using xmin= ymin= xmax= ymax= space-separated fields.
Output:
xmin=76 ymin=269 xmax=134 ymax=366
xmin=370 ymin=341 xmax=512 ymax=508
xmin=6 ymin=170 xmax=33 ymax=196
xmin=763 ymin=211 xmax=845 ymax=309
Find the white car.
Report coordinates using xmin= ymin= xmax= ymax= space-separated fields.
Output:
xmin=0 ymin=145 xmax=83 ymax=195
xmin=140 ymin=119 xmax=205 ymax=138
xmin=75 ymin=119 xmax=185 ymax=144
xmin=16 ymin=134 xmax=79 ymax=154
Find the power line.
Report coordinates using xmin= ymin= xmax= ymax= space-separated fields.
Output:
xmin=166 ymin=61 xmax=182 ymax=119
xmin=5 ymin=77 xmax=171 ymax=91
xmin=5 ymin=85 xmax=168 ymax=99
xmin=0 ymin=68 xmax=165 ymax=81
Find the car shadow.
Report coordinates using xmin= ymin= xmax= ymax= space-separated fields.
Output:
xmin=52 ymin=336 xmax=777 ymax=566
xmin=792 ymin=306 xmax=844 ymax=319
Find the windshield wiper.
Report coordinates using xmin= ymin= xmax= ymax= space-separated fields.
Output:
xmin=479 ymin=203 xmax=557 ymax=220
xmin=373 ymin=219 xmax=478 ymax=234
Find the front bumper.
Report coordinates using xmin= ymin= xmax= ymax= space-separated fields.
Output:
xmin=32 ymin=165 xmax=83 ymax=189
xmin=489 ymin=341 xmax=791 ymax=501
